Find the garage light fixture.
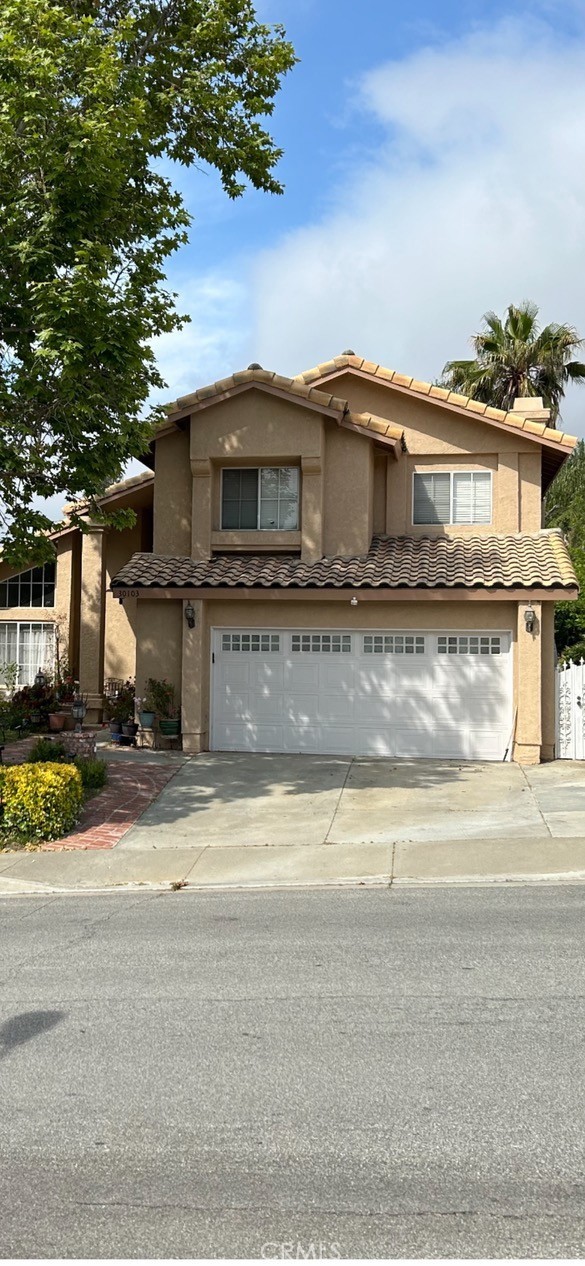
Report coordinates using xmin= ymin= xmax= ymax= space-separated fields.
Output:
xmin=350 ymin=596 xmax=358 ymax=606
xmin=184 ymin=602 xmax=196 ymax=629
xmin=524 ymin=604 xmax=536 ymax=634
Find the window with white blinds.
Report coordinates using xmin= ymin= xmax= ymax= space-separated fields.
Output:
xmin=413 ymin=471 xmax=492 ymax=525
xmin=452 ymin=472 xmax=492 ymax=524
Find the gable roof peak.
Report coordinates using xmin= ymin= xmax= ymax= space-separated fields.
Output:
xmin=295 ymin=354 xmax=576 ymax=454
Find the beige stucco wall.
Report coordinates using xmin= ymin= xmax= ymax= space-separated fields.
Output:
xmin=321 ymin=371 xmax=544 ymax=535
xmin=152 ymin=376 xmax=551 ymax=562
xmin=104 ymin=520 xmax=143 ymax=684
xmin=186 ymin=389 xmax=374 ymax=561
xmin=135 ymin=599 xmax=183 ymax=706
xmin=153 ymin=428 xmax=192 ymax=555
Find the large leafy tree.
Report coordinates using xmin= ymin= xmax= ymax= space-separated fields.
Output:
xmin=0 ymin=0 xmax=295 ymax=563
xmin=545 ymin=440 xmax=585 ymax=658
xmin=442 ymin=302 xmax=585 ymax=425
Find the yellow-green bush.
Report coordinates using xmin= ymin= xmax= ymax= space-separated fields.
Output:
xmin=0 ymin=762 xmax=83 ymax=842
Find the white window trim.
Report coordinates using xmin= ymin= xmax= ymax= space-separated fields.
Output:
xmin=412 ymin=470 xmax=493 ymax=526
xmin=220 ymin=466 xmax=300 ymax=532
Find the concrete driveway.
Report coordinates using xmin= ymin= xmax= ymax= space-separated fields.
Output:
xmin=119 ymin=753 xmax=585 ymax=851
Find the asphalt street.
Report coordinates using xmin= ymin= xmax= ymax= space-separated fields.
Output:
xmin=2 ymin=886 xmax=585 ymax=1258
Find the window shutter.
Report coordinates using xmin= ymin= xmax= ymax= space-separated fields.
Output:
xmin=472 ymin=472 xmax=492 ymax=524
xmin=413 ymin=473 xmax=450 ymax=524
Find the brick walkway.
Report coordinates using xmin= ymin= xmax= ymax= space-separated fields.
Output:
xmin=42 ymin=763 xmax=178 ymax=851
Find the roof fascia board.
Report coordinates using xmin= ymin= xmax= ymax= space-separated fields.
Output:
xmin=313 ymin=366 xmax=574 ymax=456
xmin=112 ymin=585 xmax=577 ymax=602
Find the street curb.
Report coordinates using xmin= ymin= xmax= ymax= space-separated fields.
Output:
xmin=4 ymin=871 xmax=585 ymax=895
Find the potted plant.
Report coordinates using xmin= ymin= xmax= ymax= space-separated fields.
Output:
xmin=146 ymin=678 xmax=180 ymax=736
xmin=138 ymin=680 xmax=158 ymax=729
xmin=13 ymin=678 xmax=56 ymax=730
xmin=104 ymin=679 xmax=135 ymax=740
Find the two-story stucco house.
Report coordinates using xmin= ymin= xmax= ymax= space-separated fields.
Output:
xmin=0 ymin=352 xmax=578 ymax=764
xmin=107 ymin=351 xmax=577 ymax=766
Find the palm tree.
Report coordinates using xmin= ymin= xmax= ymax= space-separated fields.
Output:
xmin=441 ymin=302 xmax=585 ymax=425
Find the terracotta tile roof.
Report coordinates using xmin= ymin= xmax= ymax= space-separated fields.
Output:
xmin=163 ymin=369 xmax=403 ymax=447
xmin=296 ymin=354 xmax=578 ymax=451
xmin=63 ymin=469 xmax=154 ymax=517
xmin=112 ymin=531 xmax=577 ymax=593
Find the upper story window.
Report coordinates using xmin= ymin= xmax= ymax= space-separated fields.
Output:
xmin=0 ymin=561 xmax=56 ymax=609
xmin=413 ymin=471 xmax=492 ymax=526
xmin=221 ymin=467 xmax=299 ymax=530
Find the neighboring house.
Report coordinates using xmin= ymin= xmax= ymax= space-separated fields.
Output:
xmin=0 ymin=352 xmax=578 ymax=763
xmin=0 ymin=471 xmax=153 ymax=706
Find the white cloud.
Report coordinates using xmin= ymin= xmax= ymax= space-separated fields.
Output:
xmin=152 ymin=273 xmax=250 ymax=404
xmin=251 ymin=14 xmax=585 ymax=434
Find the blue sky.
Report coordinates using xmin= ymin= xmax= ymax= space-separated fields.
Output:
xmin=42 ymin=0 xmax=585 ymax=517
xmin=150 ymin=0 xmax=585 ymax=445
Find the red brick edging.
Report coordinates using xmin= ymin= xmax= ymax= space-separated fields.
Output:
xmin=41 ymin=763 xmax=178 ymax=851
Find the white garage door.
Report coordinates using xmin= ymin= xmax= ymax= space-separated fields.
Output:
xmin=211 ymin=628 xmax=513 ymax=761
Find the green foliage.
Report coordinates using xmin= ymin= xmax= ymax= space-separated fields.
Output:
xmin=558 ymin=639 xmax=585 ymax=665
xmin=11 ymin=681 xmax=56 ymax=724
xmin=28 ymin=737 xmax=67 ymax=763
xmin=104 ymin=679 xmax=135 ymax=723
xmin=0 ymin=761 xmax=83 ymax=841
xmin=0 ymin=0 xmax=295 ymax=563
xmin=74 ymin=756 xmax=108 ymax=791
xmin=0 ymin=661 xmax=19 ymax=697
xmin=26 ymin=739 xmax=108 ymax=792
xmin=143 ymin=677 xmax=177 ymax=717
xmin=441 ymin=302 xmax=585 ymax=424
xmin=545 ymin=442 xmax=585 ymax=655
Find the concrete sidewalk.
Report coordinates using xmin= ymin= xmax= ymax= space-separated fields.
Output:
xmin=3 ymin=834 xmax=585 ymax=893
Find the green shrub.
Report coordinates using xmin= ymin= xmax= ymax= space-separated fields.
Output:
xmin=28 ymin=738 xmax=67 ymax=764
xmin=0 ymin=762 xmax=83 ymax=842
xmin=75 ymin=757 xmax=108 ymax=791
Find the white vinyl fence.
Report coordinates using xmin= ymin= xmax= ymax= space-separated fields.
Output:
xmin=556 ymin=659 xmax=585 ymax=759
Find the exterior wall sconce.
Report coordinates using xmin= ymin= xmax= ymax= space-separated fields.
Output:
xmin=524 ymin=605 xmax=536 ymax=634
xmin=350 ymin=596 xmax=358 ymax=607
xmin=184 ymin=602 xmax=196 ymax=629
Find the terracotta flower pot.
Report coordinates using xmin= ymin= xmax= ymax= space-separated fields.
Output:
xmin=48 ymin=712 xmax=67 ymax=733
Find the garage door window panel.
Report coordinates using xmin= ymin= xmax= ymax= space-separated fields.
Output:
xmin=437 ymin=635 xmax=501 ymax=655
xmin=292 ymin=634 xmax=352 ymax=653
xmin=221 ymin=633 xmax=280 ymax=652
xmin=363 ymin=634 xmax=425 ymax=655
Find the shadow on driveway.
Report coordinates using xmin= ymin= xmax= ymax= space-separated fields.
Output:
xmin=118 ymin=753 xmax=530 ymax=850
